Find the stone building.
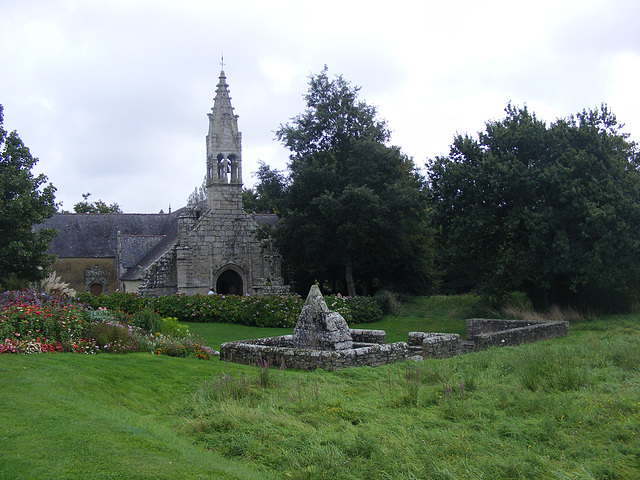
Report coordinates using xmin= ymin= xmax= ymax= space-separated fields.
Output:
xmin=40 ymin=70 xmax=289 ymax=296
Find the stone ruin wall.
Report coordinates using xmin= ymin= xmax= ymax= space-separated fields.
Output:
xmin=408 ymin=319 xmax=570 ymax=360
xmin=220 ymin=319 xmax=569 ymax=369
xmin=220 ymin=332 xmax=407 ymax=371
xmin=467 ymin=318 xmax=569 ymax=351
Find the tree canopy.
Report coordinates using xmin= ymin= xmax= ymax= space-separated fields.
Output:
xmin=0 ymin=105 xmax=57 ymax=288
xmin=269 ymin=68 xmax=436 ymax=296
xmin=428 ymin=104 xmax=640 ymax=311
xmin=73 ymin=193 xmax=122 ymax=214
xmin=242 ymin=161 xmax=287 ymax=214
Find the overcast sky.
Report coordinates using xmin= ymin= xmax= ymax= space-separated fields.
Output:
xmin=1 ymin=0 xmax=639 ymax=213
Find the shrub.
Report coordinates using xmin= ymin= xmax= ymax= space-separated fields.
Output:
xmin=373 ymin=289 xmax=401 ymax=315
xmin=325 ymin=295 xmax=383 ymax=324
xmin=68 ymin=291 xmax=382 ymax=328
xmin=83 ymin=321 xmax=138 ymax=354
xmin=152 ymin=293 xmax=304 ymax=328
xmin=76 ymin=291 xmax=149 ymax=315
xmin=141 ymin=332 xmax=213 ymax=360
xmin=130 ymin=308 xmax=162 ymax=333
xmin=159 ymin=317 xmax=189 ymax=338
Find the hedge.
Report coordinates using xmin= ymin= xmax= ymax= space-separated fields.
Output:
xmin=76 ymin=292 xmax=382 ymax=328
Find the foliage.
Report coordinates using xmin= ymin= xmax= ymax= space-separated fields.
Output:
xmin=151 ymin=293 xmax=301 ymax=327
xmin=429 ymin=104 xmax=640 ymax=311
xmin=83 ymin=320 xmax=138 ymax=353
xmin=159 ymin=316 xmax=189 ymax=338
xmin=0 ymin=293 xmax=85 ymax=344
xmin=135 ymin=331 xmax=213 ymax=360
xmin=31 ymin=271 xmax=77 ymax=297
xmin=72 ymin=192 xmax=122 ymax=214
xmin=0 ymin=105 xmax=57 ymax=289
xmin=324 ymin=294 xmax=383 ymax=324
xmin=0 ymin=289 xmax=211 ymax=359
xmin=269 ymin=68 xmax=437 ymax=296
xmin=242 ymin=161 xmax=287 ymax=214
xmin=187 ymin=177 xmax=207 ymax=205
xmin=82 ymin=291 xmax=382 ymax=327
xmin=372 ymin=289 xmax=401 ymax=315
xmin=77 ymin=291 xmax=150 ymax=314
xmin=129 ymin=307 xmax=163 ymax=333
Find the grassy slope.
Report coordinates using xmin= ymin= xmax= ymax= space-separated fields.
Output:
xmin=0 ymin=354 xmax=276 ymax=480
xmin=1 ymin=298 xmax=639 ymax=479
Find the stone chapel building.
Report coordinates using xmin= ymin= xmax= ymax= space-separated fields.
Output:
xmin=40 ymin=70 xmax=289 ymax=296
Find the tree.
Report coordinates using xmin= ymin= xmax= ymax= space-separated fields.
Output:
xmin=242 ymin=161 xmax=287 ymax=214
xmin=0 ymin=105 xmax=57 ymax=288
xmin=428 ymin=104 xmax=640 ymax=311
xmin=272 ymin=68 xmax=437 ymax=296
xmin=73 ymin=193 xmax=122 ymax=214
xmin=187 ymin=177 xmax=207 ymax=205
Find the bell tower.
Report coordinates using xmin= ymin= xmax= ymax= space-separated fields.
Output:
xmin=206 ymin=68 xmax=243 ymax=213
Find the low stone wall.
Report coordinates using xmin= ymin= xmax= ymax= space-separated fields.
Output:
xmin=466 ymin=318 xmax=569 ymax=349
xmin=408 ymin=332 xmax=463 ymax=359
xmin=350 ymin=329 xmax=386 ymax=344
xmin=220 ymin=335 xmax=408 ymax=371
xmin=220 ymin=319 xmax=570 ymax=370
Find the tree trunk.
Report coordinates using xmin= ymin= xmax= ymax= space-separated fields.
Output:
xmin=345 ymin=258 xmax=357 ymax=297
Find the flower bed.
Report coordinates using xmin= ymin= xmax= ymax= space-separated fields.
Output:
xmin=1 ymin=290 xmax=212 ymax=359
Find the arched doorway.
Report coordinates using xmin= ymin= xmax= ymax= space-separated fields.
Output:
xmin=216 ymin=269 xmax=243 ymax=295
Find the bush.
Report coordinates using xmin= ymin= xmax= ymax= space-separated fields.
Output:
xmin=136 ymin=332 xmax=213 ymax=360
xmin=70 ymin=291 xmax=382 ymax=328
xmin=83 ymin=321 xmax=138 ymax=354
xmin=130 ymin=308 xmax=162 ymax=333
xmin=325 ymin=295 xmax=383 ymax=325
xmin=373 ymin=289 xmax=401 ymax=315
xmin=152 ymin=293 xmax=305 ymax=328
xmin=159 ymin=317 xmax=189 ymax=338
xmin=76 ymin=291 xmax=149 ymax=315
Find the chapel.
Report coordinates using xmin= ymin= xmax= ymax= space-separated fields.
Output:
xmin=40 ymin=70 xmax=289 ymax=296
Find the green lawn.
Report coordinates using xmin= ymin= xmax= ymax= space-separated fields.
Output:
xmin=2 ymin=298 xmax=639 ymax=479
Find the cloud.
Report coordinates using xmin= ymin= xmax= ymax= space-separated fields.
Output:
xmin=1 ymin=0 xmax=638 ymax=212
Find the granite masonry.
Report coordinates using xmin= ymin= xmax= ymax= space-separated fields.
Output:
xmin=221 ymin=286 xmax=570 ymax=370
xmin=220 ymin=286 xmax=408 ymax=370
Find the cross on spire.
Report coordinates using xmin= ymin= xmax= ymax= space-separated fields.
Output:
xmin=220 ymin=53 xmax=225 ymax=71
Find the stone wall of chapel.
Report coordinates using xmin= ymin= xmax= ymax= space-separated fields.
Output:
xmin=138 ymin=249 xmax=178 ymax=297
xmin=50 ymin=257 xmax=117 ymax=295
xmin=176 ymin=208 xmax=270 ymax=295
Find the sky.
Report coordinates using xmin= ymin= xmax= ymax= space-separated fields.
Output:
xmin=1 ymin=0 xmax=639 ymax=213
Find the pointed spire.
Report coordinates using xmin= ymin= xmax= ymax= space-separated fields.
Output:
xmin=205 ymin=63 xmax=243 ymax=210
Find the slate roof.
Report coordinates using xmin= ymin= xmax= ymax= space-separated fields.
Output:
xmin=38 ymin=209 xmax=184 ymax=258
xmin=119 ymin=235 xmax=166 ymax=269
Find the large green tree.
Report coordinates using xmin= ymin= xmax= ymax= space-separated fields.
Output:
xmin=272 ymin=68 xmax=436 ymax=296
xmin=0 ymin=105 xmax=57 ymax=288
xmin=428 ymin=104 xmax=640 ymax=311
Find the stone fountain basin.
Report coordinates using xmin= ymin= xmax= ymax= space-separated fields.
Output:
xmin=220 ymin=329 xmax=408 ymax=371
